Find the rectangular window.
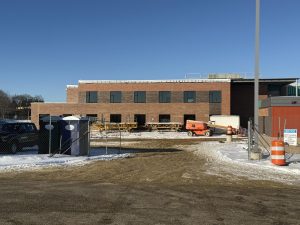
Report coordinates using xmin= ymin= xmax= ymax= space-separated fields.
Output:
xmin=159 ymin=114 xmax=170 ymax=122
xmin=209 ymin=91 xmax=222 ymax=103
xmin=184 ymin=91 xmax=196 ymax=103
xmin=86 ymin=91 xmax=98 ymax=103
xmin=134 ymin=91 xmax=146 ymax=103
xmin=110 ymin=91 xmax=122 ymax=103
xmin=268 ymin=84 xmax=281 ymax=96
xmin=110 ymin=114 xmax=121 ymax=123
xmin=39 ymin=114 xmax=50 ymax=120
xmin=159 ymin=91 xmax=171 ymax=103
xmin=86 ymin=114 xmax=98 ymax=122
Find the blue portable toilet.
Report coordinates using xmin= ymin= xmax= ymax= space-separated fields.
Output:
xmin=39 ymin=116 xmax=62 ymax=154
xmin=60 ymin=116 xmax=89 ymax=156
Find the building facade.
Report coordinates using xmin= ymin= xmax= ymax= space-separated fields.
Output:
xmin=259 ymin=96 xmax=300 ymax=137
xmin=31 ymin=79 xmax=231 ymax=127
xmin=31 ymin=77 xmax=297 ymax=129
xmin=231 ymin=78 xmax=297 ymax=127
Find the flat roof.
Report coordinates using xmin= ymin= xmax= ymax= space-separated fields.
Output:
xmin=66 ymin=78 xmax=298 ymax=86
xmin=78 ymin=79 xmax=231 ymax=84
xmin=231 ymin=78 xmax=297 ymax=84
xmin=66 ymin=85 xmax=78 ymax=88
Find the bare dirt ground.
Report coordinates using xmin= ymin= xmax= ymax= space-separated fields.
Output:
xmin=0 ymin=139 xmax=299 ymax=225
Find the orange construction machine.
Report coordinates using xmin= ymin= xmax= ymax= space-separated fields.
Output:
xmin=185 ymin=120 xmax=212 ymax=136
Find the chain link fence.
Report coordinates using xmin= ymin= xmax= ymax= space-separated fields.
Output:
xmin=247 ymin=116 xmax=300 ymax=161
xmin=0 ymin=117 xmax=132 ymax=156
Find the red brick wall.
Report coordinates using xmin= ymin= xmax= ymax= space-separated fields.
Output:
xmin=32 ymin=81 xmax=231 ymax=127
xmin=77 ymin=82 xmax=231 ymax=114
xmin=32 ymin=102 xmax=212 ymax=127
xmin=66 ymin=87 xmax=79 ymax=103
xmin=78 ymin=82 xmax=228 ymax=92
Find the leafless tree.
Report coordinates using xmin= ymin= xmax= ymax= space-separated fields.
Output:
xmin=0 ymin=90 xmax=12 ymax=119
xmin=0 ymin=90 xmax=44 ymax=120
xmin=12 ymin=94 xmax=44 ymax=119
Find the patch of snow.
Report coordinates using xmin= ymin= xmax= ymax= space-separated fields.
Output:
xmin=90 ymin=130 xmax=230 ymax=140
xmin=194 ymin=141 xmax=300 ymax=185
xmin=0 ymin=148 xmax=130 ymax=172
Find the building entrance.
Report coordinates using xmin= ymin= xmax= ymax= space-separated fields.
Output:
xmin=134 ymin=114 xmax=146 ymax=128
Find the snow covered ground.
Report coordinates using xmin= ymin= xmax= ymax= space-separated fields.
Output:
xmin=1 ymin=129 xmax=299 ymax=186
xmin=0 ymin=148 xmax=130 ymax=172
xmin=194 ymin=141 xmax=300 ymax=185
xmin=90 ymin=130 xmax=229 ymax=139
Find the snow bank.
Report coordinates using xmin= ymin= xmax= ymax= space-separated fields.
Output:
xmin=195 ymin=141 xmax=300 ymax=185
xmin=0 ymin=149 xmax=130 ymax=172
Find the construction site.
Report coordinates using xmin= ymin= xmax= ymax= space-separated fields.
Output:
xmin=0 ymin=136 xmax=300 ymax=225
xmin=0 ymin=74 xmax=299 ymax=224
xmin=2 ymin=0 xmax=300 ymax=224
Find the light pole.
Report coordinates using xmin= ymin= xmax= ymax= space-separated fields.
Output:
xmin=254 ymin=0 xmax=260 ymax=152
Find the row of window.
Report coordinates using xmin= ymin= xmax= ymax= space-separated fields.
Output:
xmin=123 ymin=114 xmax=172 ymax=123
xmin=39 ymin=114 xmax=197 ymax=124
xmin=86 ymin=114 xmax=194 ymax=124
xmin=86 ymin=91 xmax=222 ymax=103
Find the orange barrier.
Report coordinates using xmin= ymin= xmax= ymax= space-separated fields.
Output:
xmin=271 ymin=140 xmax=286 ymax=166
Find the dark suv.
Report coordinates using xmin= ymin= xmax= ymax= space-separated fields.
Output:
xmin=0 ymin=122 xmax=38 ymax=154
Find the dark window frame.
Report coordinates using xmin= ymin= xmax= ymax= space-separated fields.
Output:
xmin=134 ymin=91 xmax=146 ymax=103
xmin=110 ymin=114 xmax=122 ymax=123
xmin=184 ymin=91 xmax=196 ymax=103
xmin=86 ymin=91 xmax=98 ymax=103
xmin=86 ymin=114 xmax=98 ymax=122
xmin=209 ymin=91 xmax=222 ymax=103
xmin=159 ymin=91 xmax=171 ymax=103
xmin=110 ymin=91 xmax=122 ymax=103
xmin=159 ymin=114 xmax=171 ymax=123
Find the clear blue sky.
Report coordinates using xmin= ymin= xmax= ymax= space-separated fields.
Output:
xmin=0 ymin=0 xmax=299 ymax=102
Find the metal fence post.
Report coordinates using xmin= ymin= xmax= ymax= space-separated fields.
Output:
xmin=49 ymin=116 xmax=52 ymax=155
xmin=119 ymin=126 xmax=121 ymax=154
xmin=248 ymin=120 xmax=251 ymax=160
xmin=87 ymin=120 xmax=90 ymax=157
xmin=105 ymin=120 xmax=108 ymax=155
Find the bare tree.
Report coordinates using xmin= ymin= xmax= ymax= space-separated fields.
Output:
xmin=0 ymin=90 xmax=12 ymax=119
xmin=12 ymin=94 xmax=44 ymax=119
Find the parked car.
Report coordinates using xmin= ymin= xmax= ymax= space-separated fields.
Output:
xmin=0 ymin=122 xmax=38 ymax=154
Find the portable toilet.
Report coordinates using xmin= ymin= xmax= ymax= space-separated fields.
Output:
xmin=38 ymin=116 xmax=62 ymax=154
xmin=78 ymin=117 xmax=89 ymax=156
xmin=60 ymin=116 xmax=89 ymax=156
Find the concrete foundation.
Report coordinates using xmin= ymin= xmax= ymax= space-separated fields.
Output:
xmin=250 ymin=151 xmax=261 ymax=160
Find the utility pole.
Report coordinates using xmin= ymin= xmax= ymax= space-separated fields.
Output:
xmin=296 ymin=78 xmax=299 ymax=97
xmin=254 ymin=0 xmax=260 ymax=152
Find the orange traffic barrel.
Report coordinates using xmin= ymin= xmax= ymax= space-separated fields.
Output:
xmin=226 ymin=126 xmax=233 ymax=135
xmin=271 ymin=140 xmax=286 ymax=166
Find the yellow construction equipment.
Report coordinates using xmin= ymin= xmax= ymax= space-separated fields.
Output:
xmin=91 ymin=122 xmax=137 ymax=132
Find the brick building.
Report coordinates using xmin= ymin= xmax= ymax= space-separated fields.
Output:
xmin=31 ymin=79 xmax=231 ymax=127
xmin=31 ymin=77 xmax=297 ymax=128
xmin=259 ymin=96 xmax=300 ymax=137
xmin=231 ymin=78 xmax=297 ymax=127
